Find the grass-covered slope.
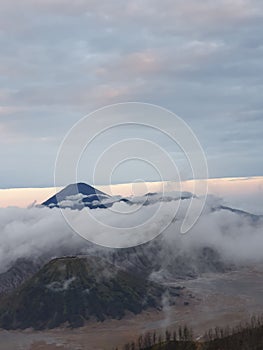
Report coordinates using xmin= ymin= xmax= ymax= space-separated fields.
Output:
xmin=0 ymin=256 xmax=165 ymax=330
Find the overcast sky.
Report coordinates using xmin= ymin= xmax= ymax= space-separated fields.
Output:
xmin=1 ymin=0 xmax=263 ymax=188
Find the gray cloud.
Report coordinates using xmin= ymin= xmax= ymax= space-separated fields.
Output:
xmin=0 ymin=0 xmax=263 ymax=187
xmin=0 ymin=194 xmax=262 ymax=275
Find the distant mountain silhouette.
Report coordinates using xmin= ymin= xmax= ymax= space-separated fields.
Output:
xmin=42 ymin=182 xmax=111 ymax=209
xmin=213 ymin=205 xmax=262 ymax=222
xmin=41 ymin=182 xmax=262 ymax=222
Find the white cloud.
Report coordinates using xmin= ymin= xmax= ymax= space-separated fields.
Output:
xmin=0 ymin=193 xmax=262 ymax=275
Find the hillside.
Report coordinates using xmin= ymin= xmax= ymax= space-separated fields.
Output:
xmin=0 ymin=258 xmax=43 ymax=295
xmin=121 ymin=316 xmax=263 ymax=350
xmin=0 ymin=256 xmax=172 ymax=330
xmin=0 ymin=242 xmax=231 ymax=295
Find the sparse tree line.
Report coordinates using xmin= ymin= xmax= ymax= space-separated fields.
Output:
xmin=113 ymin=314 xmax=263 ymax=350
xmin=202 ymin=314 xmax=263 ymax=350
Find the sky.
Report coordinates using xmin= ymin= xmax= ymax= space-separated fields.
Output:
xmin=1 ymin=0 xmax=263 ymax=189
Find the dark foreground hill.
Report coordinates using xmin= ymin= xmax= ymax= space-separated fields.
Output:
xmin=0 ymin=256 xmax=174 ymax=330
xmin=121 ymin=316 xmax=263 ymax=350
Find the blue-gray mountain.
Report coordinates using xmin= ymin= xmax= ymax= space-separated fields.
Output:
xmin=42 ymin=182 xmax=114 ymax=209
xmin=41 ymin=182 xmax=194 ymax=209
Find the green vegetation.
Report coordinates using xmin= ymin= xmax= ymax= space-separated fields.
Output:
xmin=119 ymin=315 xmax=263 ymax=350
xmin=0 ymin=256 xmax=166 ymax=329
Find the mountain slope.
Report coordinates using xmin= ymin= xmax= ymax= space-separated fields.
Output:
xmin=0 ymin=259 xmax=42 ymax=295
xmin=42 ymin=182 xmax=110 ymax=209
xmin=0 ymin=256 xmax=169 ymax=330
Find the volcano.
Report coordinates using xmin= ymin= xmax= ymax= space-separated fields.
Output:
xmin=0 ymin=256 xmax=167 ymax=329
xmin=42 ymin=182 xmax=111 ymax=209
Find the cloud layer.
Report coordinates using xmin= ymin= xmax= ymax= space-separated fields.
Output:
xmin=0 ymin=0 xmax=263 ymax=187
xmin=0 ymin=193 xmax=262 ymax=275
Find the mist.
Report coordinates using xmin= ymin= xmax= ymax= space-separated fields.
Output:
xmin=0 ymin=193 xmax=262 ymax=275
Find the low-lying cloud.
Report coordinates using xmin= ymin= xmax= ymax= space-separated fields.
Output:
xmin=0 ymin=193 xmax=262 ymax=275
